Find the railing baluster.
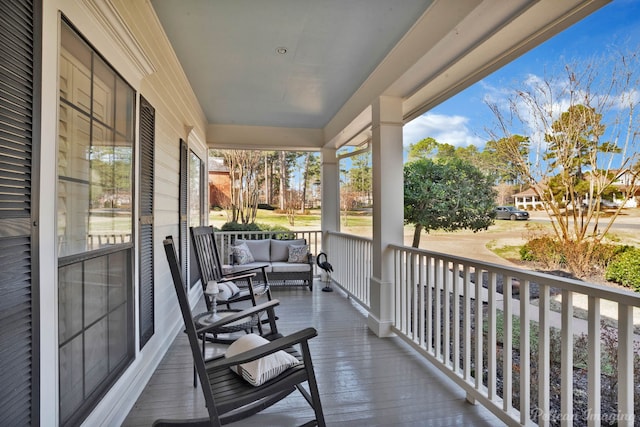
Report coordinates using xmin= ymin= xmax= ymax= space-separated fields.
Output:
xmin=587 ymin=296 xmax=601 ymax=427
xmin=618 ymin=303 xmax=634 ymax=427
xmin=452 ymin=262 xmax=460 ymax=374
xmin=503 ymin=274 xmax=513 ymax=412
xmin=538 ymin=283 xmax=550 ymax=427
xmin=488 ymin=271 xmax=497 ymax=401
xmin=474 ymin=267 xmax=483 ymax=391
xmin=434 ymin=258 xmax=442 ymax=360
xmin=560 ymin=289 xmax=573 ymax=427
xmin=443 ymin=260 xmax=451 ymax=367
xmin=519 ymin=279 xmax=530 ymax=425
xmin=426 ymin=255 xmax=433 ymax=354
xmin=463 ymin=264 xmax=471 ymax=382
xmin=419 ymin=254 xmax=426 ymax=348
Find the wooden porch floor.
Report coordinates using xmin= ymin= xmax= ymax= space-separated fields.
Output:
xmin=122 ymin=282 xmax=502 ymax=426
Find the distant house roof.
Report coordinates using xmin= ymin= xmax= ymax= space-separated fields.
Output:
xmin=208 ymin=157 xmax=229 ymax=173
xmin=512 ymin=188 xmax=538 ymax=197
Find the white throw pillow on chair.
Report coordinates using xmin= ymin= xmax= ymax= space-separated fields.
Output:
xmin=225 ymin=334 xmax=300 ymax=386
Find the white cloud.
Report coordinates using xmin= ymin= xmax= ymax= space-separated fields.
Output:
xmin=403 ymin=113 xmax=484 ymax=148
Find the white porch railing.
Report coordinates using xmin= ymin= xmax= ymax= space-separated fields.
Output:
xmin=390 ymin=244 xmax=639 ymax=427
xmin=213 ymin=230 xmax=639 ymax=425
xmin=326 ymin=231 xmax=372 ymax=309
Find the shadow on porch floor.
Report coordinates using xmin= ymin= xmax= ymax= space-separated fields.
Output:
xmin=122 ymin=281 xmax=502 ymax=426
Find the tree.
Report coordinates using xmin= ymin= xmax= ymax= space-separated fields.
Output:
xmin=486 ymin=50 xmax=640 ymax=275
xmin=483 ymin=135 xmax=530 ymax=187
xmin=219 ymin=150 xmax=262 ymax=224
xmin=348 ymin=151 xmax=372 ymax=206
xmin=407 ymin=137 xmax=438 ymax=161
xmin=404 ymin=158 xmax=497 ymax=247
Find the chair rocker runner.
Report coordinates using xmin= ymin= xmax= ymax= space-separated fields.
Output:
xmin=190 ymin=226 xmax=272 ymax=312
xmin=158 ymin=237 xmax=325 ymax=427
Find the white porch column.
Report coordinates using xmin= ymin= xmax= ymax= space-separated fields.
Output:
xmin=320 ymin=147 xmax=340 ymax=246
xmin=368 ymin=96 xmax=404 ymax=337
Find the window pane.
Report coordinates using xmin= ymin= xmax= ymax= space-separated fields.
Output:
xmin=189 ymin=151 xmax=201 ymax=227
xmin=60 ymin=24 xmax=91 ymax=112
xmin=108 ymin=251 xmax=127 ymax=309
xmin=59 ymin=263 xmax=83 ymax=343
xmin=84 ymin=256 xmax=108 ymax=326
xmin=59 ymin=108 xmax=91 ymax=181
xmin=109 ymin=304 xmax=128 ymax=368
xmin=59 ymin=335 xmax=84 ymax=423
xmin=93 ymin=57 xmax=115 ymax=126
xmin=115 ymin=77 xmax=134 ymax=139
xmin=84 ymin=318 xmax=109 ymax=394
xmin=57 ymin=179 xmax=90 ymax=256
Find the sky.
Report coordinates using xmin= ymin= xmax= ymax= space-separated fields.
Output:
xmin=402 ymin=0 xmax=640 ymax=152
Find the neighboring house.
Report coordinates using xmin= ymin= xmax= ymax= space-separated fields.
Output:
xmin=512 ymin=187 xmax=545 ymax=210
xmin=514 ymin=168 xmax=640 ymax=210
xmin=208 ymin=157 xmax=231 ymax=208
xmin=610 ymin=168 xmax=640 ymax=207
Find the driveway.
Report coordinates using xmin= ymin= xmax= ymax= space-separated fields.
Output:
xmin=413 ymin=229 xmax=523 ymax=266
xmin=410 ymin=208 xmax=640 ymax=267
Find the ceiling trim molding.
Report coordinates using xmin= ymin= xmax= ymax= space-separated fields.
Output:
xmin=207 ymin=124 xmax=324 ymax=152
xmin=81 ymin=0 xmax=156 ymax=79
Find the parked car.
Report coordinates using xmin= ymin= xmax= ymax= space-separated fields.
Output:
xmin=495 ymin=206 xmax=529 ymax=220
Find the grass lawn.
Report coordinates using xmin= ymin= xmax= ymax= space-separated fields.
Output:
xmin=209 ymin=208 xmax=373 ymax=233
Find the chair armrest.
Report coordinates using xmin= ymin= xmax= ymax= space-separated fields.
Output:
xmin=206 ymin=327 xmax=318 ymax=371
xmin=195 ymin=299 xmax=280 ymax=335
xmin=217 ymin=271 xmax=256 ymax=282
xmin=226 ymin=263 xmax=269 ymax=277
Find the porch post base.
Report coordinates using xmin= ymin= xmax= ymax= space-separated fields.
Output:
xmin=368 ymin=276 xmax=394 ymax=337
xmin=367 ymin=314 xmax=395 ymax=337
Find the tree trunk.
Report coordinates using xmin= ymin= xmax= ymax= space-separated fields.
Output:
xmin=300 ymin=153 xmax=310 ymax=213
xmin=279 ymin=151 xmax=286 ymax=210
xmin=412 ymin=224 xmax=423 ymax=248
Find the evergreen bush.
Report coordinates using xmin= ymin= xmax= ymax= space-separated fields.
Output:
xmin=605 ymin=246 xmax=640 ymax=291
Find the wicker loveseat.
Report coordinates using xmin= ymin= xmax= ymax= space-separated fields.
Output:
xmin=229 ymin=238 xmax=314 ymax=291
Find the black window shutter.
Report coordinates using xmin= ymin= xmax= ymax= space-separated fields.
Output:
xmin=179 ymin=139 xmax=188 ymax=285
xmin=138 ymin=96 xmax=155 ymax=349
xmin=0 ymin=0 xmax=41 ymax=424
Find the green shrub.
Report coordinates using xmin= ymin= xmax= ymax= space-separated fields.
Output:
xmin=520 ymin=236 xmax=629 ymax=276
xmin=519 ymin=236 xmax=564 ymax=266
xmin=220 ymin=222 xmax=295 ymax=239
xmin=220 ymin=222 xmax=261 ymax=232
xmin=605 ymin=246 xmax=640 ymax=291
xmin=257 ymin=203 xmax=275 ymax=210
xmin=255 ymin=223 xmax=295 ymax=239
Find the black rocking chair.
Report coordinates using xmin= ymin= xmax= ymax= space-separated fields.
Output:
xmin=190 ymin=226 xmax=272 ymax=312
xmin=156 ymin=236 xmax=325 ymax=427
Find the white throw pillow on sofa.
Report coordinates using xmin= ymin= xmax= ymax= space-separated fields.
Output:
xmin=231 ymin=242 xmax=254 ymax=265
xmin=225 ymin=334 xmax=300 ymax=386
xmin=287 ymin=244 xmax=308 ymax=263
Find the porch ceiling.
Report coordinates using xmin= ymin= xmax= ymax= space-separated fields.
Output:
xmin=150 ymin=0 xmax=609 ymax=151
